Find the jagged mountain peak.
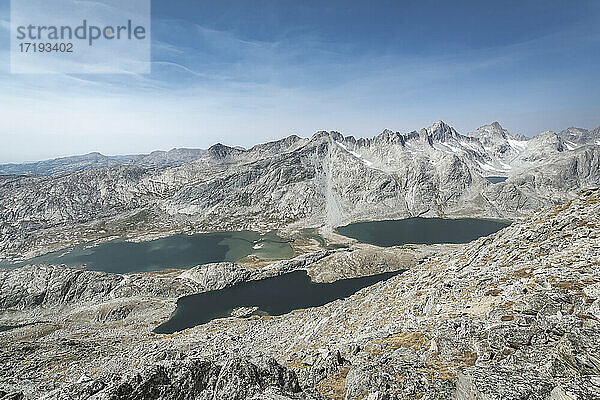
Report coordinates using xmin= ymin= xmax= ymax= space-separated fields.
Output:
xmin=372 ymin=129 xmax=405 ymax=145
xmin=524 ymin=130 xmax=563 ymax=153
xmin=430 ymin=120 xmax=449 ymax=129
xmin=469 ymin=122 xmax=508 ymax=138
xmin=562 ymin=126 xmax=588 ymax=133
xmin=538 ymin=130 xmax=558 ymax=138
xmin=485 ymin=121 xmax=505 ymax=132
xmin=207 ymin=143 xmax=243 ymax=159
xmin=427 ymin=120 xmax=453 ymax=134
xmin=248 ymin=134 xmax=306 ymax=154
xmin=558 ymin=126 xmax=600 ymax=147
xmin=512 ymin=133 xmax=528 ymax=141
xmin=309 ymin=130 xmax=344 ymax=143
xmin=559 ymin=126 xmax=588 ymax=138
xmin=467 ymin=122 xmax=530 ymax=159
xmin=420 ymin=120 xmax=461 ymax=143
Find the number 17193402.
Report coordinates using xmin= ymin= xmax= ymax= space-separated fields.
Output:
xmin=19 ymin=42 xmax=73 ymax=53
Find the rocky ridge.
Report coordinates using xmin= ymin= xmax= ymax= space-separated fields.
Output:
xmin=0 ymin=149 xmax=209 ymax=176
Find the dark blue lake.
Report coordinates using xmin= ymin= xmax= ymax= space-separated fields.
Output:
xmin=155 ymin=269 xmax=401 ymax=334
xmin=486 ymin=176 xmax=508 ymax=184
xmin=336 ymin=217 xmax=510 ymax=247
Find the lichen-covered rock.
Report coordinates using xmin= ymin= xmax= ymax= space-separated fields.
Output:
xmin=40 ymin=357 xmax=306 ymax=400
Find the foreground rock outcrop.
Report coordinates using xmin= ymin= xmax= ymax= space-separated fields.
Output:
xmin=42 ymin=356 xmax=308 ymax=400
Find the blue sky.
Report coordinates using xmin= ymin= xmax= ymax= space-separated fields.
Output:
xmin=0 ymin=0 xmax=599 ymax=162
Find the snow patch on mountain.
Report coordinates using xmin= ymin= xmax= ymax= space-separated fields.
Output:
xmin=507 ymin=138 xmax=528 ymax=151
xmin=335 ymin=141 xmax=374 ymax=167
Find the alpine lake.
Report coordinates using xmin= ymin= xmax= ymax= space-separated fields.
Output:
xmin=2 ymin=217 xmax=510 ymax=332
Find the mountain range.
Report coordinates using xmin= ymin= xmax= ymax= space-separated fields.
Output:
xmin=2 ymin=121 xmax=599 ymax=177
xmin=0 ymin=148 xmax=208 ymax=176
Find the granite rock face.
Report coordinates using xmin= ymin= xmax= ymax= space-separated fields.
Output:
xmin=41 ymin=356 xmax=307 ymax=400
xmin=0 ymin=263 xmax=190 ymax=310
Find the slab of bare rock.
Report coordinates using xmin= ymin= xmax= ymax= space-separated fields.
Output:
xmin=231 ymin=307 xmax=259 ymax=318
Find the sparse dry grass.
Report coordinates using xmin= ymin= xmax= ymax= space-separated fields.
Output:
xmin=145 ymin=269 xmax=182 ymax=277
xmin=577 ymin=313 xmax=598 ymax=321
xmin=584 ymin=194 xmax=600 ymax=205
xmin=421 ymin=350 xmax=477 ymax=381
xmin=381 ymin=331 xmax=429 ymax=350
xmin=549 ymin=200 xmax=573 ymax=217
xmin=500 ymin=301 xmax=515 ymax=310
xmin=316 ymin=366 xmax=350 ymax=400
xmin=548 ymin=277 xmax=597 ymax=292
xmin=513 ymin=267 xmax=534 ymax=279
xmin=485 ymin=288 xmax=503 ymax=296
